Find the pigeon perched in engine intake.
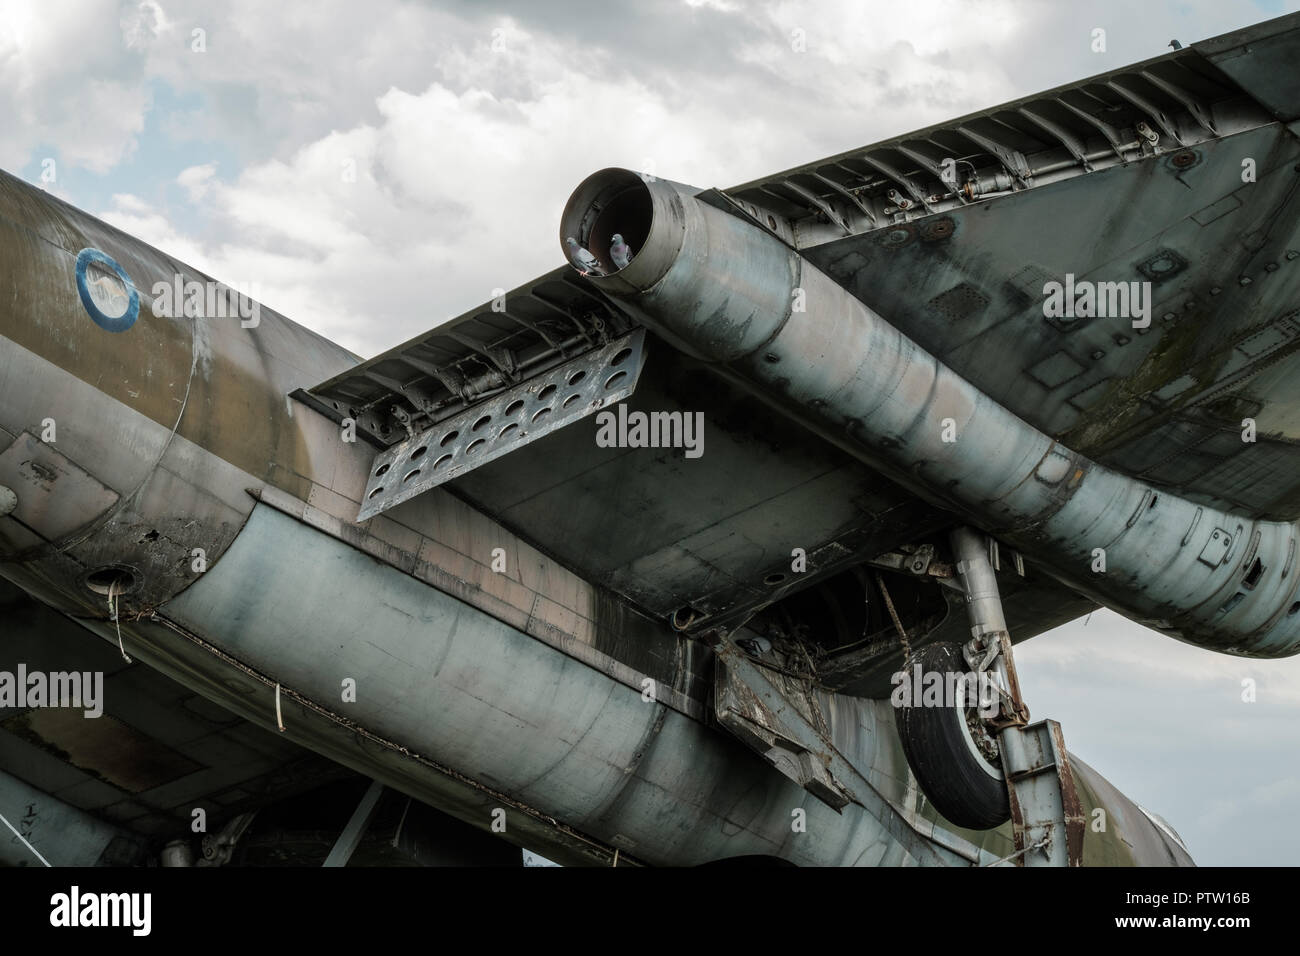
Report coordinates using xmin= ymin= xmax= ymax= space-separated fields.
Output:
xmin=565 ymin=237 xmax=605 ymax=276
xmin=610 ymin=233 xmax=632 ymax=270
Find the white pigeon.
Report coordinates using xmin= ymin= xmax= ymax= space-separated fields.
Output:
xmin=610 ymin=233 xmax=632 ymax=270
xmin=565 ymin=237 xmax=604 ymax=276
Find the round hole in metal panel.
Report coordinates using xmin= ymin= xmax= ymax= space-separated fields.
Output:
xmin=467 ymin=438 xmax=486 ymax=455
xmin=562 ymin=393 xmax=581 ymax=409
xmin=433 ymin=453 xmax=452 ymax=470
xmin=532 ymin=407 xmax=552 ymax=423
xmin=368 ymin=486 xmax=385 ymax=499
xmin=568 ymin=369 xmax=586 ymax=386
xmin=440 ymin=430 xmax=459 ymax=447
xmin=763 ymin=572 xmax=786 ymax=586
xmin=605 ymin=370 xmax=628 ymax=390
xmin=610 ymin=347 xmax=632 ymax=367
xmin=410 ymin=446 xmax=428 ymax=461
xmin=537 ymin=383 xmax=557 ymax=402
xmin=505 ymin=400 xmax=525 ymax=416
xmin=670 ymin=605 xmax=699 ymax=630
xmin=472 ymin=414 xmax=491 ymax=432
xmin=374 ymin=463 xmax=390 ymax=477
xmin=499 ymin=423 xmax=519 ymax=439
xmin=84 ymin=565 xmax=139 ymax=596
xmin=403 ymin=468 xmax=421 ymax=483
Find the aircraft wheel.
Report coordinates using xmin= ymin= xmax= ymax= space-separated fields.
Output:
xmin=895 ymin=641 xmax=1010 ymax=830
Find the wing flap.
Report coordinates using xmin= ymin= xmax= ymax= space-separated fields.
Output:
xmin=356 ymin=330 xmax=646 ymax=520
xmin=296 ymin=267 xmax=633 ymax=448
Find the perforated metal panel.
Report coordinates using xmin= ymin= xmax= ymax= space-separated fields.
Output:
xmin=356 ymin=330 xmax=646 ymax=520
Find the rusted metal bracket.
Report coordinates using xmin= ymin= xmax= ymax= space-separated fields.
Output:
xmin=712 ymin=642 xmax=852 ymax=806
xmin=948 ymin=527 xmax=1082 ymax=866
xmin=196 ymin=811 xmax=257 ymax=867
xmin=867 ymin=545 xmax=956 ymax=580
xmin=1001 ymin=719 xmax=1085 ymax=867
xmin=709 ymin=634 xmax=856 ymax=812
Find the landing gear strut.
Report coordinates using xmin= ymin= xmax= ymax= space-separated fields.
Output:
xmin=896 ymin=527 xmax=1086 ymax=865
xmin=896 ymin=527 xmax=1029 ymax=830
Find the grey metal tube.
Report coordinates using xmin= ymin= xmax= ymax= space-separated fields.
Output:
xmin=0 ymin=768 xmax=145 ymax=866
xmin=562 ymin=168 xmax=1300 ymax=658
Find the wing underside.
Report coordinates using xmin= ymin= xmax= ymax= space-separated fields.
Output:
xmin=294 ymin=12 xmax=1300 ymax=670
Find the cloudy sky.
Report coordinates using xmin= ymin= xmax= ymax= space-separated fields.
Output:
xmin=4 ymin=0 xmax=1299 ymax=865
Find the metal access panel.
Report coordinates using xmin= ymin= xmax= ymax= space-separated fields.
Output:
xmin=712 ymin=644 xmax=855 ymax=812
xmin=357 ymin=330 xmax=646 ymax=520
xmin=1198 ymin=527 xmax=1233 ymax=567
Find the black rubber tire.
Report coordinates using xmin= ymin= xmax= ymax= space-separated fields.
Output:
xmin=895 ymin=641 xmax=1011 ymax=830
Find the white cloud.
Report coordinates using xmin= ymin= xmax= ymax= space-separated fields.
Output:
xmin=0 ymin=0 xmax=152 ymax=173
xmin=100 ymin=17 xmax=817 ymax=354
xmin=121 ymin=0 xmax=173 ymax=50
xmin=176 ymin=161 xmax=216 ymax=200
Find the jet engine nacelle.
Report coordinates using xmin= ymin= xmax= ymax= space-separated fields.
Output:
xmin=563 ymin=167 xmax=1300 ymax=659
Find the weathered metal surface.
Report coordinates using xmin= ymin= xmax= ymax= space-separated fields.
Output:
xmin=950 ymin=526 xmax=1029 ymax=728
xmin=1196 ymin=12 xmax=1300 ymax=121
xmin=0 ymin=168 xmax=312 ymax=614
xmin=442 ymin=341 xmax=960 ymax=630
xmin=302 ymin=267 xmax=632 ymax=448
xmin=251 ymin=482 xmax=706 ymax=721
xmin=0 ymin=477 xmax=1184 ymax=868
xmin=1073 ymin=756 xmax=1193 ymax=865
xmin=3 ymin=709 xmax=203 ymax=793
xmin=565 ymin=167 xmax=1300 ymax=658
xmin=0 ymin=16 xmax=1252 ymax=865
xmin=722 ymin=19 xmax=1286 ymax=247
xmin=0 ymin=767 xmax=145 ymax=866
xmin=0 ymin=576 xmax=352 ymax=839
xmin=680 ymin=15 xmax=1300 ymax=521
xmin=157 ymin=504 xmax=978 ymax=866
xmin=0 ymin=166 xmax=670 ymax=698
xmin=0 ymin=432 xmax=120 ymax=542
xmin=803 ymin=126 xmax=1300 ymax=520
xmin=356 ymin=330 xmax=647 ymax=521
xmin=1001 ymin=720 xmax=1086 ymax=867
xmin=712 ymin=643 xmax=855 ymax=813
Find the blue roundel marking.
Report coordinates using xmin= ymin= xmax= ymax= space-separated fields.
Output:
xmin=75 ymin=248 xmax=139 ymax=333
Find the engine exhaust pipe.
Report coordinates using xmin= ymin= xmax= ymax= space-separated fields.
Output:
xmin=562 ymin=167 xmax=1300 ymax=658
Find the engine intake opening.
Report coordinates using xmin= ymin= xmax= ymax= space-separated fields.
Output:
xmin=561 ymin=168 xmax=653 ymax=276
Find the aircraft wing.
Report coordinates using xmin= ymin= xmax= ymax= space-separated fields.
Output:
xmin=294 ymin=13 xmax=1300 ymax=695
xmin=724 ymin=13 xmax=1300 ymax=521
